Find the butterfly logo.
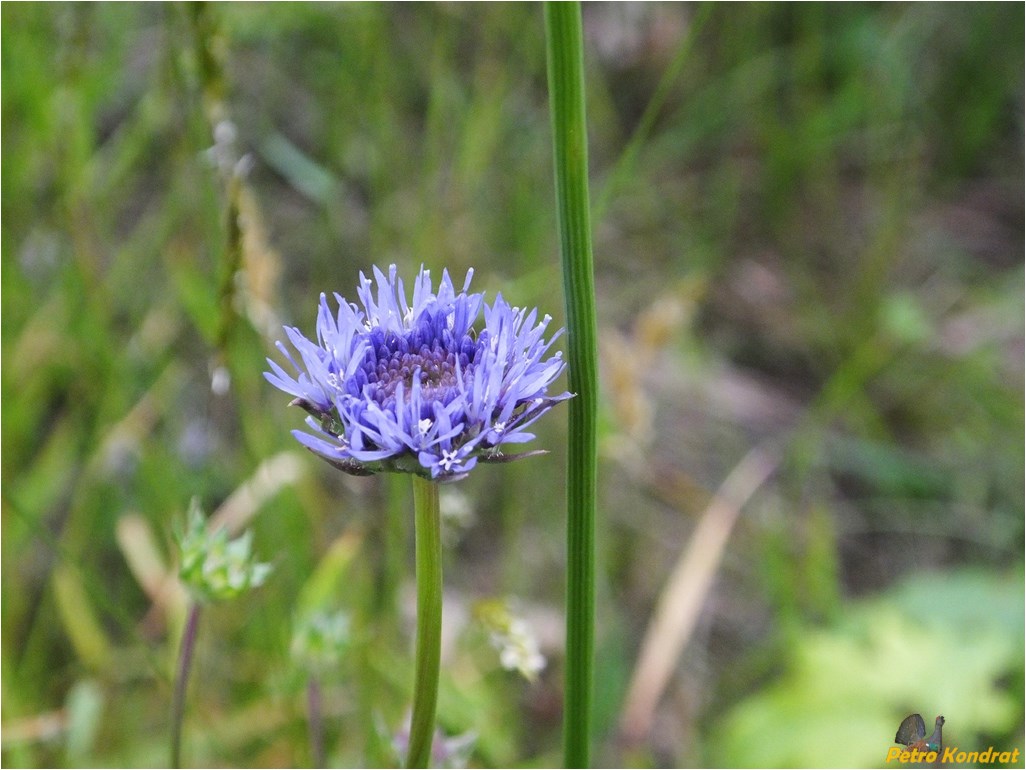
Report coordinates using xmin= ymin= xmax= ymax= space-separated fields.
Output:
xmin=895 ymin=713 xmax=945 ymax=753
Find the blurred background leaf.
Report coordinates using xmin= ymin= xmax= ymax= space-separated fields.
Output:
xmin=713 ymin=569 xmax=1023 ymax=768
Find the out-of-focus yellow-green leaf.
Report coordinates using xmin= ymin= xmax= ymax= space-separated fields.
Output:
xmin=53 ymin=566 xmax=112 ymax=672
xmin=295 ymin=531 xmax=362 ymax=615
xmin=64 ymin=679 xmax=104 ymax=766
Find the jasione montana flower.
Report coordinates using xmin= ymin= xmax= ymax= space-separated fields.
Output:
xmin=265 ymin=265 xmax=571 ymax=481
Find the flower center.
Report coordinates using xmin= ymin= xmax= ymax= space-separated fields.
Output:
xmin=360 ymin=330 xmax=476 ymax=411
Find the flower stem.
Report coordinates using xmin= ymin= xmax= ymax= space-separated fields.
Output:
xmin=307 ymin=676 xmax=325 ymax=768
xmin=406 ymin=476 xmax=443 ymax=769
xmin=544 ymin=4 xmax=599 ymax=767
xmin=171 ymin=602 xmax=202 ymax=769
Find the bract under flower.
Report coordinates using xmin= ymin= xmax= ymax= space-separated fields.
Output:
xmin=265 ymin=265 xmax=571 ymax=481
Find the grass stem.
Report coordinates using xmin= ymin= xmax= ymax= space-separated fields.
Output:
xmin=544 ymin=4 xmax=599 ymax=767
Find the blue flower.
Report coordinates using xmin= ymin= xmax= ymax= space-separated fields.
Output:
xmin=266 ymin=265 xmax=571 ymax=481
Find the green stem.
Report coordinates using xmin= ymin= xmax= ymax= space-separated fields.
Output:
xmin=170 ymin=602 xmax=202 ymax=769
xmin=405 ymin=476 xmax=443 ymax=769
xmin=307 ymin=676 xmax=325 ymax=768
xmin=544 ymin=4 xmax=599 ymax=768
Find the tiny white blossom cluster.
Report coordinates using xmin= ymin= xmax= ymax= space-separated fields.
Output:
xmin=291 ymin=609 xmax=351 ymax=673
xmin=491 ymin=618 xmax=546 ymax=681
xmin=476 ymin=599 xmax=546 ymax=682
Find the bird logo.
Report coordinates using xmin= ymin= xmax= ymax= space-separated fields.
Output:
xmin=895 ymin=714 xmax=946 ymax=753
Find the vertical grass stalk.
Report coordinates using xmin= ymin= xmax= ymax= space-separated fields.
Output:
xmin=405 ymin=476 xmax=443 ymax=769
xmin=170 ymin=603 xmax=202 ymax=769
xmin=544 ymin=4 xmax=599 ymax=767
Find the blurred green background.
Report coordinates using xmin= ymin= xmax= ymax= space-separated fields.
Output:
xmin=2 ymin=3 xmax=1023 ymax=767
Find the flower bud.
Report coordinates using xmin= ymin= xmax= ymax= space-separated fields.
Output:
xmin=175 ymin=498 xmax=272 ymax=604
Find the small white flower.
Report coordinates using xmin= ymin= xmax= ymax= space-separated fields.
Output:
xmin=476 ymin=599 xmax=546 ymax=682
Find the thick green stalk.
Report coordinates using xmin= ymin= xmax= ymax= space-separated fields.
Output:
xmin=544 ymin=4 xmax=599 ymax=768
xmin=405 ymin=476 xmax=443 ymax=769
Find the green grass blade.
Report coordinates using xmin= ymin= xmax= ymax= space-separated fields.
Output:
xmin=593 ymin=2 xmax=713 ymax=222
xmin=544 ymin=4 xmax=599 ymax=767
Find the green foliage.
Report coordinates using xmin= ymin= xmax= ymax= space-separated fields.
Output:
xmin=2 ymin=3 xmax=1021 ymax=767
xmin=712 ymin=569 xmax=1024 ymax=768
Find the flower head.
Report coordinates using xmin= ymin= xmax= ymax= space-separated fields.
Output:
xmin=265 ymin=265 xmax=571 ymax=481
xmin=176 ymin=499 xmax=273 ymax=604
xmin=291 ymin=609 xmax=352 ymax=674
